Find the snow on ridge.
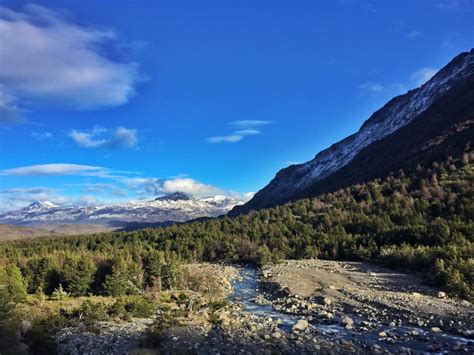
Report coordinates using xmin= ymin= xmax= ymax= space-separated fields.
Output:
xmin=0 ymin=195 xmax=243 ymax=225
xmin=275 ymin=51 xmax=474 ymax=193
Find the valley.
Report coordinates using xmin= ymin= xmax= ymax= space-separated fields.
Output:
xmin=1 ymin=48 xmax=473 ymax=354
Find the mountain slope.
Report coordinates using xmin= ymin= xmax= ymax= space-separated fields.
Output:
xmin=231 ymin=49 xmax=474 ymax=215
xmin=0 ymin=194 xmax=243 ymax=227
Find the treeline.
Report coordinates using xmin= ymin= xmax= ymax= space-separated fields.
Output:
xmin=1 ymin=153 xmax=473 ymax=300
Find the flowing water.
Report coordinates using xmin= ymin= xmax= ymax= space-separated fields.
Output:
xmin=228 ymin=265 xmax=472 ymax=353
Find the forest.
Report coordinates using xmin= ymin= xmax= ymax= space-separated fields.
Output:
xmin=1 ymin=152 xmax=472 ymax=304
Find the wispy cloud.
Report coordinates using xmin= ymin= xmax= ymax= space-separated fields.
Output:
xmin=234 ymin=129 xmax=261 ymax=135
xmin=207 ymin=135 xmax=243 ymax=143
xmin=0 ymin=4 xmax=141 ymax=120
xmin=74 ymin=182 xmax=128 ymax=197
xmin=406 ymin=30 xmax=422 ymax=39
xmin=0 ymin=84 xmax=23 ymax=123
xmin=410 ymin=67 xmax=438 ymax=86
xmin=0 ymin=163 xmax=108 ymax=176
xmin=0 ymin=187 xmax=70 ymax=210
xmin=436 ymin=0 xmax=461 ymax=9
xmin=32 ymin=131 xmax=54 ymax=140
xmin=359 ymin=82 xmax=384 ymax=93
xmin=231 ymin=120 xmax=272 ymax=128
xmin=69 ymin=126 xmax=137 ymax=149
xmin=208 ymin=120 xmax=270 ymax=144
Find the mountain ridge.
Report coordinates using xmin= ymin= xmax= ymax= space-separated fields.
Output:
xmin=230 ymin=49 xmax=474 ymax=216
xmin=0 ymin=194 xmax=243 ymax=227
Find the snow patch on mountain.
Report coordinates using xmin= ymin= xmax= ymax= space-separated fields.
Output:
xmin=247 ymin=50 xmax=474 ymax=205
xmin=0 ymin=193 xmax=243 ymax=225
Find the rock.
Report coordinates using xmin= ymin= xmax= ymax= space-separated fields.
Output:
xmin=437 ymin=291 xmax=446 ymax=299
xmin=378 ymin=331 xmax=387 ymax=337
xmin=340 ymin=339 xmax=353 ymax=348
xmin=412 ymin=292 xmax=422 ymax=298
xmin=388 ymin=321 xmax=396 ymax=328
xmin=430 ymin=326 xmax=442 ymax=333
xmin=218 ymin=311 xmax=231 ymax=323
xmin=341 ymin=317 xmax=354 ymax=329
xmin=410 ymin=330 xmax=419 ymax=337
xmin=292 ymin=319 xmax=309 ymax=332
xmin=271 ymin=331 xmax=282 ymax=339
xmin=323 ymin=297 xmax=332 ymax=305
xmin=263 ymin=334 xmax=271 ymax=340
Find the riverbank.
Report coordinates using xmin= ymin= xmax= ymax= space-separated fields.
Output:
xmin=27 ymin=261 xmax=474 ymax=354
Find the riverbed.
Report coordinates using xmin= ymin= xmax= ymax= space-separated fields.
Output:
xmin=229 ymin=264 xmax=473 ymax=353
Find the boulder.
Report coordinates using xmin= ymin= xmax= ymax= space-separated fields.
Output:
xmin=292 ymin=319 xmax=309 ymax=332
xmin=437 ymin=291 xmax=447 ymax=299
xmin=341 ymin=317 xmax=354 ymax=329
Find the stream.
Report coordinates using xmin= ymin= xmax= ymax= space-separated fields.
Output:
xmin=228 ymin=265 xmax=472 ymax=353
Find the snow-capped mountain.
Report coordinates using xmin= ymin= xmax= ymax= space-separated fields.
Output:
xmin=231 ymin=49 xmax=474 ymax=215
xmin=0 ymin=193 xmax=243 ymax=226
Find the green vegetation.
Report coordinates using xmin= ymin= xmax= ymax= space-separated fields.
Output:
xmin=1 ymin=154 xmax=473 ymax=306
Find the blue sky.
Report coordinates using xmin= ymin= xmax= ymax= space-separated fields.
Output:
xmin=0 ymin=0 xmax=473 ymax=209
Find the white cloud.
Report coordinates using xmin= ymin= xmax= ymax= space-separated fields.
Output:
xmin=121 ymin=176 xmax=223 ymax=198
xmin=207 ymin=135 xmax=243 ymax=143
xmin=359 ymin=82 xmax=384 ymax=93
xmin=242 ymin=192 xmax=255 ymax=201
xmin=234 ymin=129 xmax=261 ymax=135
xmin=410 ymin=67 xmax=438 ymax=86
xmin=69 ymin=126 xmax=137 ymax=149
xmin=161 ymin=178 xmax=223 ymax=197
xmin=0 ymin=163 xmax=108 ymax=176
xmin=208 ymin=121 xmax=269 ymax=144
xmin=0 ymin=4 xmax=140 ymax=113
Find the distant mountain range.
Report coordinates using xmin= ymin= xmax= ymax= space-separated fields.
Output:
xmin=231 ymin=49 xmax=474 ymax=215
xmin=0 ymin=193 xmax=243 ymax=228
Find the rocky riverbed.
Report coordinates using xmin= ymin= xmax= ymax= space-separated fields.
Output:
xmin=54 ymin=261 xmax=474 ymax=354
xmin=257 ymin=259 xmax=474 ymax=353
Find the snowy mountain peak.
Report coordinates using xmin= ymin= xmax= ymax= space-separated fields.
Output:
xmin=0 ymin=194 xmax=243 ymax=226
xmin=24 ymin=201 xmax=59 ymax=210
xmin=155 ymin=192 xmax=191 ymax=201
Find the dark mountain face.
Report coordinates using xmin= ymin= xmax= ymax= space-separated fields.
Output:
xmin=230 ymin=49 xmax=474 ymax=216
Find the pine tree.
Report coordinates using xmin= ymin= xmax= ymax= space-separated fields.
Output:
xmin=103 ymin=258 xmax=130 ymax=296
xmin=0 ymin=264 xmax=27 ymax=321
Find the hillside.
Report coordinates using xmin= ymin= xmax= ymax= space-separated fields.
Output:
xmin=2 ymin=153 xmax=472 ymax=299
xmin=230 ymin=49 xmax=474 ymax=215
